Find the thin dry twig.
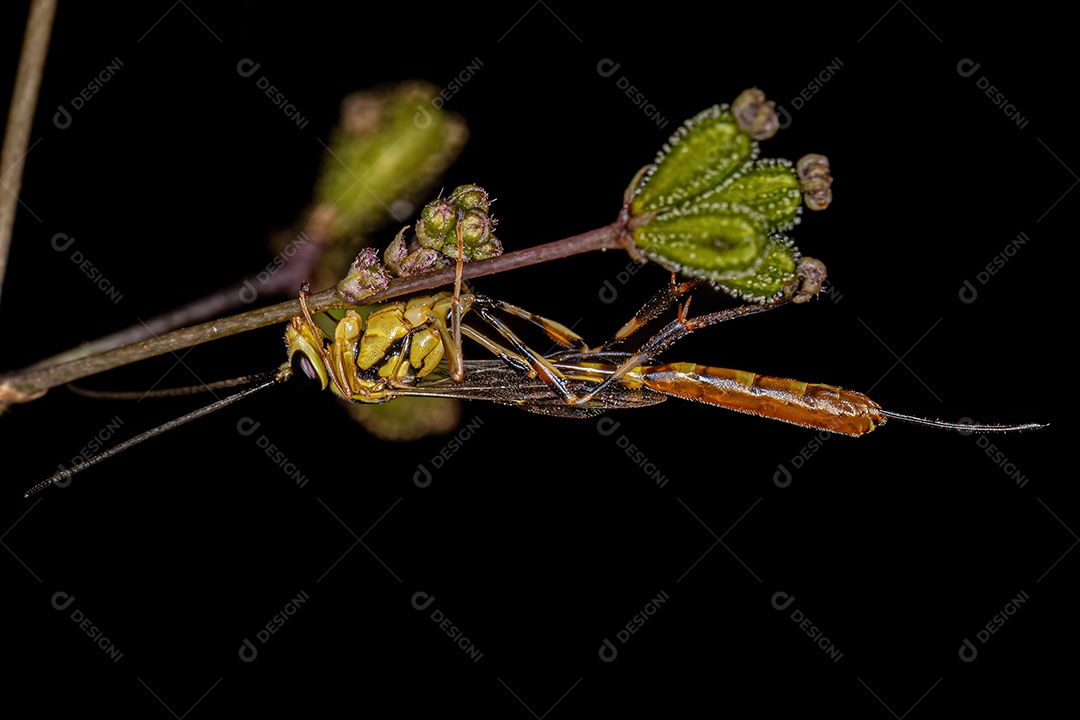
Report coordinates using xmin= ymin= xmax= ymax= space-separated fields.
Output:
xmin=0 ymin=0 xmax=58 ymax=307
xmin=0 ymin=221 xmax=628 ymax=406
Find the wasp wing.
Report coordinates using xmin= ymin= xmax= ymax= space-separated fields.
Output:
xmin=394 ymin=359 xmax=667 ymax=418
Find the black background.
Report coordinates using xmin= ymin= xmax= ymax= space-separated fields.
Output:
xmin=1 ymin=2 xmax=1069 ymax=717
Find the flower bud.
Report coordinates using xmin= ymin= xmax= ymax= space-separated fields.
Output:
xmin=633 ymin=202 xmax=799 ymax=302
xmin=630 ymin=104 xmax=757 ymax=214
xmin=732 ymin=87 xmax=779 ymax=141
xmin=337 ymin=246 xmax=390 ymax=303
xmin=713 ymin=159 xmax=803 ymax=231
xmin=418 ymin=198 xmax=456 ymax=241
xmin=796 ymin=153 xmax=833 ymax=210
xmin=786 ymin=257 xmax=828 ymax=303
xmin=625 ymin=95 xmax=833 ymax=302
xmin=451 ymin=184 xmax=490 ymax=213
xmin=384 ymin=227 xmax=447 ymax=277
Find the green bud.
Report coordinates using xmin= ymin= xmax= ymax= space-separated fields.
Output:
xmin=451 ymin=233 xmax=502 ymax=262
xmin=451 ymin=184 xmax=490 ymax=213
xmin=631 ymin=104 xmax=756 ymax=214
xmin=796 ymin=153 xmax=833 ymax=211
xmin=634 ymin=202 xmax=767 ymax=275
xmin=786 ymin=256 xmax=827 ymax=303
xmin=458 ymin=208 xmax=492 ymax=248
xmin=626 ymin=92 xmax=834 ymax=302
xmin=704 ymin=159 xmax=803 ymax=231
xmin=396 ymin=183 xmax=503 ymax=264
xmin=337 ymin=247 xmax=390 ymax=303
xmin=632 ymin=202 xmax=796 ymax=301
xmin=722 ymin=233 xmax=800 ymax=301
xmin=731 ymin=87 xmax=779 ymax=141
xmin=419 ymin=199 xmax=456 ymax=238
xmin=384 ymin=227 xmax=447 ymax=277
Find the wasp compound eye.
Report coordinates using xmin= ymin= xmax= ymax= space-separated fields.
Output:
xmin=291 ymin=351 xmax=323 ymax=390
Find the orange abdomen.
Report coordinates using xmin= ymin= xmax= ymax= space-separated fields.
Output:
xmin=640 ymin=362 xmax=885 ymax=436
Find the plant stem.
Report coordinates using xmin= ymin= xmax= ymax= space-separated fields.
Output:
xmin=0 ymin=0 xmax=57 ymax=308
xmin=0 ymin=221 xmax=628 ymax=406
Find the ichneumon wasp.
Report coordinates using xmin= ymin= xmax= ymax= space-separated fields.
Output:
xmin=23 ymin=218 xmax=1045 ymax=498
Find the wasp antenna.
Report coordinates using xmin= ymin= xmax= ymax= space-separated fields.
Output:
xmin=24 ymin=371 xmax=287 ymax=498
xmin=66 ymin=373 xmax=273 ymax=400
xmin=878 ymin=409 xmax=1047 ymax=433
